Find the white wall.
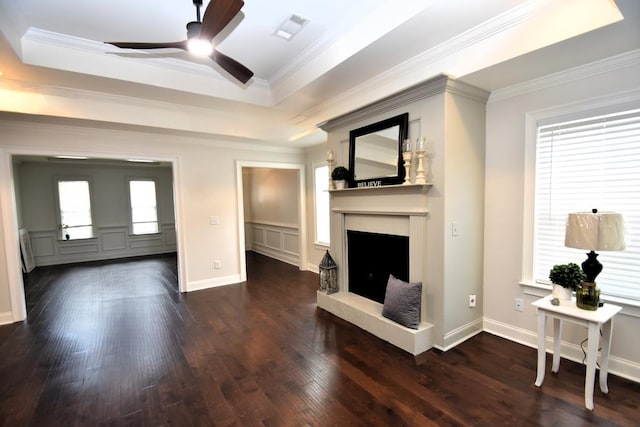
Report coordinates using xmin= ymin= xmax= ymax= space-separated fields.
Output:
xmin=483 ymin=51 xmax=640 ymax=381
xmin=246 ymin=168 xmax=298 ymax=225
xmin=0 ymin=118 xmax=304 ymax=322
xmin=15 ymin=160 xmax=175 ymax=266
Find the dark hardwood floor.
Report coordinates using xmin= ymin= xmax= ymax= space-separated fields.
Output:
xmin=0 ymin=252 xmax=638 ymax=426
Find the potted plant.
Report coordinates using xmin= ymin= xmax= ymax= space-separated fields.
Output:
xmin=549 ymin=263 xmax=586 ymax=300
xmin=331 ymin=166 xmax=349 ymax=189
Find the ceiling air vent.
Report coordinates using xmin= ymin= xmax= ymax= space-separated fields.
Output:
xmin=274 ymin=14 xmax=308 ymax=41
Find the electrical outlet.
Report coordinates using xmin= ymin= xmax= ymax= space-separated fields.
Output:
xmin=214 ymin=259 xmax=222 ymax=269
xmin=469 ymin=294 xmax=476 ymax=307
xmin=515 ymin=298 xmax=524 ymax=312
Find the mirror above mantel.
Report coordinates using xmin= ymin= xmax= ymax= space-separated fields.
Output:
xmin=348 ymin=113 xmax=408 ymax=188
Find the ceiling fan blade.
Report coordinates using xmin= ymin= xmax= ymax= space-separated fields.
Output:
xmin=210 ymin=50 xmax=253 ymax=84
xmin=200 ymin=0 xmax=244 ymax=41
xmin=106 ymin=41 xmax=187 ymax=50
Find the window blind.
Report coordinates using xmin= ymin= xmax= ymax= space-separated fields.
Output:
xmin=534 ymin=108 xmax=640 ymax=300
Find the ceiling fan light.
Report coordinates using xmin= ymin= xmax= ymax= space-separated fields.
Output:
xmin=187 ymin=38 xmax=213 ymax=56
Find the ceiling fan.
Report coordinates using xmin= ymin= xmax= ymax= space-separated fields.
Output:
xmin=105 ymin=0 xmax=253 ymax=84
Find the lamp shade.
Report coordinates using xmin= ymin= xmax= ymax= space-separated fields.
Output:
xmin=565 ymin=212 xmax=626 ymax=251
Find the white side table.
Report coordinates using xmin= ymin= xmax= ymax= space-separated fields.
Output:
xmin=532 ymin=295 xmax=621 ymax=410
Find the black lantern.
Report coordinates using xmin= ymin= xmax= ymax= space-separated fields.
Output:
xmin=319 ymin=250 xmax=338 ymax=294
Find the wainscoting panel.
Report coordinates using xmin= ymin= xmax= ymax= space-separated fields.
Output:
xmin=246 ymin=221 xmax=299 ymax=267
xmin=265 ymin=230 xmax=281 ymax=249
xmin=28 ymin=223 xmax=176 ymax=267
xmin=30 ymin=233 xmax=55 ymax=257
xmin=129 ymin=236 xmax=164 ymax=249
xmin=282 ymin=232 xmax=298 ymax=255
xmin=59 ymin=242 xmax=99 ymax=256
xmin=163 ymin=225 xmax=176 ymax=245
xmin=101 ymin=230 xmax=127 ymax=251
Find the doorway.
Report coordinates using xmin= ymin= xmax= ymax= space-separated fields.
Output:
xmin=1 ymin=151 xmax=185 ymax=323
xmin=235 ymin=161 xmax=307 ymax=282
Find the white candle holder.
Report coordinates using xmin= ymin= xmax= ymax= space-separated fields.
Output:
xmin=415 ymin=137 xmax=426 ymax=184
xmin=327 ymin=158 xmax=335 ymax=189
xmin=402 ymin=139 xmax=412 ymax=184
xmin=402 ymin=152 xmax=413 ymax=185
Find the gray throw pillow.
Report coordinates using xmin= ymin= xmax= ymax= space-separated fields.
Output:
xmin=382 ymin=274 xmax=422 ymax=329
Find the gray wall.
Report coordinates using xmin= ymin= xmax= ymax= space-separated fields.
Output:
xmin=15 ymin=159 xmax=176 ymax=266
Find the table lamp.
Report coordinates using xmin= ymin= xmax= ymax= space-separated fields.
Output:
xmin=564 ymin=209 xmax=625 ymax=309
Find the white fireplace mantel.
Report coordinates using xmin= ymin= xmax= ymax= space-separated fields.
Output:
xmin=319 ymin=75 xmax=488 ymax=352
xmin=318 ymin=183 xmax=434 ymax=355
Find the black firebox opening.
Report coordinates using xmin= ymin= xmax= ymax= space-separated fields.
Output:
xmin=347 ymin=230 xmax=409 ymax=304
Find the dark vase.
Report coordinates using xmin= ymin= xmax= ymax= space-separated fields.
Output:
xmin=65 ymin=233 xmax=70 ymax=240
xmin=576 ymin=282 xmax=600 ymax=310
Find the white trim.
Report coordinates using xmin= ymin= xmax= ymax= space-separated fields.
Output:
xmin=312 ymin=161 xmax=331 ymax=246
xmin=436 ymin=318 xmax=484 ymax=352
xmin=489 ymin=49 xmax=640 ymax=103
xmin=127 ymin=177 xmax=159 ymax=236
xmin=187 ymin=274 xmax=244 ymax=292
xmin=0 ymin=311 xmax=13 ymax=325
xmin=245 ymin=220 xmax=298 ymax=229
xmin=483 ymin=316 xmax=640 ymax=383
xmin=306 ymin=262 xmax=320 ymax=274
xmin=0 ymin=149 xmax=27 ymax=322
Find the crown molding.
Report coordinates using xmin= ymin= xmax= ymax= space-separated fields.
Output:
xmin=0 ymin=114 xmax=304 ymax=155
xmin=0 ymin=75 xmax=298 ymax=144
xmin=488 ymin=49 xmax=640 ymax=103
xmin=305 ymin=1 xmax=537 ymax=130
xmin=269 ymin=1 xmax=435 ymax=105
xmin=318 ymin=74 xmax=489 ymax=132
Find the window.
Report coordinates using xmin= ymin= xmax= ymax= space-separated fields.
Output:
xmin=533 ymin=107 xmax=640 ymax=300
xmin=57 ymin=179 xmax=94 ymax=240
xmin=129 ymin=179 xmax=159 ymax=235
xmin=314 ymin=164 xmax=330 ymax=245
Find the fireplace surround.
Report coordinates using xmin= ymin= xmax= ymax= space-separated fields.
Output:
xmin=317 ymin=184 xmax=434 ymax=355
xmin=317 ymin=74 xmax=488 ymax=353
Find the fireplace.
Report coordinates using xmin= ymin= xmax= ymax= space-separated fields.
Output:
xmin=317 ymin=184 xmax=434 ymax=355
xmin=347 ymin=230 xmax=409 ymax=304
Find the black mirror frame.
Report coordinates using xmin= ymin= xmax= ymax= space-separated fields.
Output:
xmin=348 ymin=112 xmax=409 ymax=188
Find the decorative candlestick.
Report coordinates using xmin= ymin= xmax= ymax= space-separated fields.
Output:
xmin=402 ymin=139 xmax=412 ymax=185
xmin=415 ymin=137 xmax=426 ymax=184
xmin=327 ymin=149 xmax=335 ymax=189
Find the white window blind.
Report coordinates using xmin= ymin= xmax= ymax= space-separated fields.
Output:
xmin=130 ymin=180 xmax=159 ymax=235
xmin=58 ymin=180 xmax=93 ymax=240
xmin=534 ymin=107 xmax=640 ymax=300
xmin=314 ymin=165 xmax=330 ymax=245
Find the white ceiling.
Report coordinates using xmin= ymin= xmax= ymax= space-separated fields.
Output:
xmin=0 ymin=0 xmax=638 ymax=146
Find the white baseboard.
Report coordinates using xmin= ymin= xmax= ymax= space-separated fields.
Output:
xmin=436 ymin=318 xmax=484 ymax=351
xmin=306 ymin=263 xmax=319 ymax=274
xmin=483 ymin=317 xmax=640 ymax=383
xmin=0 ymin=311 xmax=14 ymax=325
xmin=187 ymin=274 xmax=243 ymax=292
xmin=250 ymin=246 xmax=299 ymax=267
